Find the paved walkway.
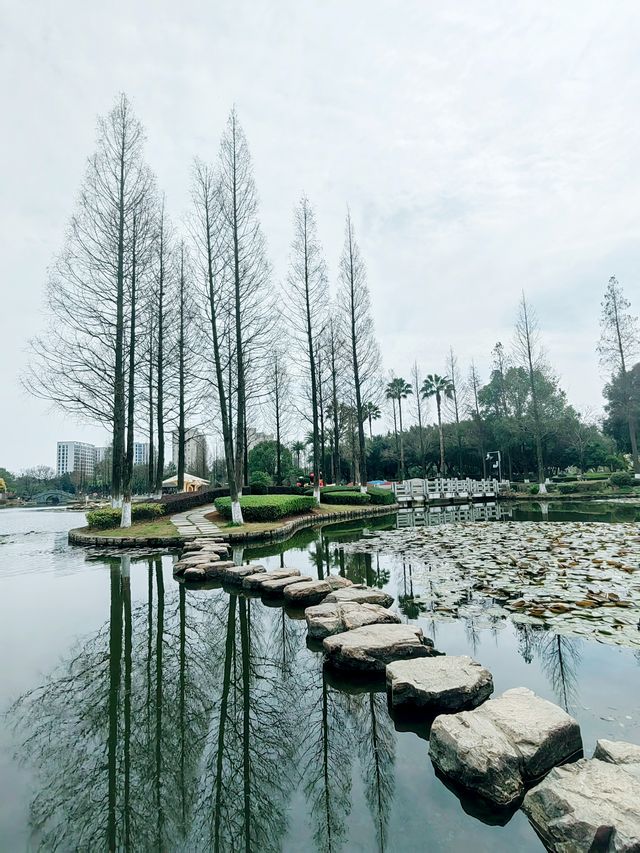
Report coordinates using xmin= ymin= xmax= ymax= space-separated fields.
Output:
xmin=170 ymin=503 xmax=222 ymax=538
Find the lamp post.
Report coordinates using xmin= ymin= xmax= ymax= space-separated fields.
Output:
xmin=486 ymin=451 xmax=502 ymax=482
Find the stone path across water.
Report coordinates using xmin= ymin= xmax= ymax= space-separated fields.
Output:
xmin=172 ymin=539 xmax=640 ymax=850
xmin=169 ymin=503 xmax=221 ymax=538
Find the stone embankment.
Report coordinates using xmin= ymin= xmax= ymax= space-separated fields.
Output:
xmin=174 ymin=536 xmax=640 ymax=850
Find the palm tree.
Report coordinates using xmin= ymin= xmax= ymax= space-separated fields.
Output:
xmin=292 ymin=440 xmax=306 ymax=471
xmin=362 ymin=401 xmax=381 ymax=438
xmin=385 ymin=377 xmax=413 ymax=479
xmin=421 ymin=374 xmax=454 ymax=475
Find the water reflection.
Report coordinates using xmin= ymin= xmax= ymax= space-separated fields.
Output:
xmin=10 ymin=555 xmax=398 ymax=852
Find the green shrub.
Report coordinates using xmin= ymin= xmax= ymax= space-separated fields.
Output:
xmin=529 ymin=484 xmax=539 ymax=495
xmin=213 ymin=494 xmax=317 ymax=522
xmin=610 ymin=471 xmax=635 ymax=488
xmin=249 ymin=471 xmax=272 ymax=494
xmin=132 ymin=503 xmax=166 ymax=521
xmin=321 ymin=491 xmax=371 ymax=505
xmin=87 ymin=508 xmax=122 ymax=529
xmin=367 ymin=487 xmax=396 ymax=505
xmin=557 ymin=481 xmax=607 ymax=494
xmin=86 ymin=502 xmax=165 ymax=529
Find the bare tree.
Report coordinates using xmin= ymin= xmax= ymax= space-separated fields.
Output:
xmin=217 ymin=108 xmax=272 ymax=500
xmin=264 ymin=347 xmax=292 ymax=484
xmin=25 ymin=94 xmax=153 ymax=507
xmin=324 ymin=313 xmax=346 ymax=483
xmin=598 ymin=275 xmax=640 ymax=473
xmin=174 ymin=242 xmax=201 ymax=491
xmin=467 ymin=360 xmax=487 ymax=479
xmin=411 ymin=362 xmax=426 ymax=477
xmin=445 ymin=347 xmax=466 ymax=475
xmin=122 ymin=204 xmax=155 ymax=526
xmin=513 ymin=293 xmax=547 ymax=492
xmin=285 ymin=196 xmax=328 ymax=502
xmin=337 ymin=212 xmax=381 ymax=491
xmin=190 ymin=160 xmax=243 ymax=521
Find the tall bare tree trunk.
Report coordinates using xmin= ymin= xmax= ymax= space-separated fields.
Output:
xmin=177 ymin=244 xmax=186 ymax=491
xmin=122 ymin=215 xmax=138 ymax=528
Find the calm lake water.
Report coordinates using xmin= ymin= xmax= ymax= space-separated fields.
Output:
xmin=1 ymin=504 xmax=639 ymax=852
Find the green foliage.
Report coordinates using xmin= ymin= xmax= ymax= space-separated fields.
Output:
xmin=249 ymin=470 xmax=272 ymax=494
xmin=603 ymin=364 xmax=640 ymax=454
xmin=248 ymin=440 xmax=293 ymax=482
xmin=0 ymin=467 xmax=15 ymax=491
xmin=367 ymin=487 xmax=396 ymax=505
xmin=87 ymin=502 xmax=166 ymax=529
xmin=213 ymin=494 xmax=316 ymax=521
xmin=529 ymin=484 xmax=539 ymax=495
xmin=610 ymin=471 xmax=635 ymax=488
xmin=556 ymin=481 xmax=607 ymax=494
xmin=321 ymin=490 xmax=371 ymax=505
xmin=0 ymin=477 xmax=6 ymax=493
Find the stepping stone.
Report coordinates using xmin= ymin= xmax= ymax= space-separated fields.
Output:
xmin=260 ymin=574 xmax=313 ymax=595
xmin=593 ymin=738 xmax=640 ymax=781
xmin=175 ymin=553 xmax=221 ymax=567
xmin=183 ymin=566 xmax=206 ymax=581
xmin=306 ymin=601 xmax=401 ymax=640
xmin=243 ymin=569 xmax=301 ymax=590
xmin=386 ymin=655 xmax=493 ymax=711
xmin=219 ymin=564 xmax=266 ymax=584
xmin=204 ymin=561 xmax=235 ymax=578
xmin=523 ymin=758 xmax=640 ymax=851
xmin=284 ymin=579 xmax=331 ymax=607
xmin=429 ymin=687 xmax=582 ymax=807
xmin=323 ymin=623 xmax=435 ymax=672
xmin=324 ymin=585 xmax=394 ymax=608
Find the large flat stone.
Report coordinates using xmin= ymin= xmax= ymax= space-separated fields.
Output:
xmin=431 ymin=707 xmax=525 ymax=805
xmin=260 ymin=574 xmax=313 ymax=595
xmin=284 ymin=580 xmax=332 ymax=606
xmin=522 ymin=758 xmax=640 ymax=852
xmin=306 ymin=601 xmax=401 ymax=640
xmin=219 ymin=564 xmax=266 ymax=584
xmin=429 ymin=687 xmax=582 ymax=806
xmin=323 ymin=623 xmax=434 ymax=672
xmin=324 ymin=585 xmax=394 ymax=608
xmin=204 ymin=561 xmax=235 ymax=577
xmin=175 ymin=553 xmax=221 ymax=568
xmin=242 ymin=569 xmax=301 ymax=590
xmin=386 ymin=655 xmax=493 ymax=711
xmin=183 ymin=566 xmax=207 ymax=581
xmin=594 ymin=739 xmax=640 ymax=783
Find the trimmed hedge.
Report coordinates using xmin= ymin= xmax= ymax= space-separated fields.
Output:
xmin=321 ymin=491 xmax=371 ymax=505
xmin=214 ymin=494 xmax=317 ymax=522
xmin=556 ymin=481 xmax=607 ymax=494
xmin=87 ymin=503 xmax=166 ymax=529
xmin=367 ymin=487 xmax=395 ymax=505
xmin=160 ymin=488 xmax=227 ymax=513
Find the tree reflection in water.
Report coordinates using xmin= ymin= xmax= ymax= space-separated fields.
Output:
xmin=514 ymin=624 xmax=582 ymax=712
xmin=11 ymin=555 xmax=397 ymax=851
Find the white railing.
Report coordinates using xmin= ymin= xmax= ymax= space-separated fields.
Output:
xmin=391 ymin=478 xmax=510 ymax=502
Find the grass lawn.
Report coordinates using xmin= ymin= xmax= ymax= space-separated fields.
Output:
xmin=83 ymin=515 xmax=181 ymax=538
xmin=205 ymin=502 xmax=383 ymax=535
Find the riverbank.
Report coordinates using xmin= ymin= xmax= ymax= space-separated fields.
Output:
xmin=68 ymin=502 xmax=400 ymax=548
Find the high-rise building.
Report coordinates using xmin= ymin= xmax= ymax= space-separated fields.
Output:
xmin=133 ymin=442 xmax=149 ymax=466
xmin=246 ymin=427 xmax=274 ymax=450
xmin=56 ymin=442 xmax=96 ymax=479
xmin=95 ymin=446 xmax=110 ymax=464
xmin=172 ymin=427 xmax=208 ymax=477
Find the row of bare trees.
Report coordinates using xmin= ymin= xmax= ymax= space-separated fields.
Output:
xmin=27 ymin=93 xmax=384 ymax=524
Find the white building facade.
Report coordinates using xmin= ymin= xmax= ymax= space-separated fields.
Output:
xmin=56 ymin=441 xmax=97 ymax=479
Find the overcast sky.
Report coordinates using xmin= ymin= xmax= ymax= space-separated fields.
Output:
xmin=2 ymin=1 xmax=639 ymax=472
